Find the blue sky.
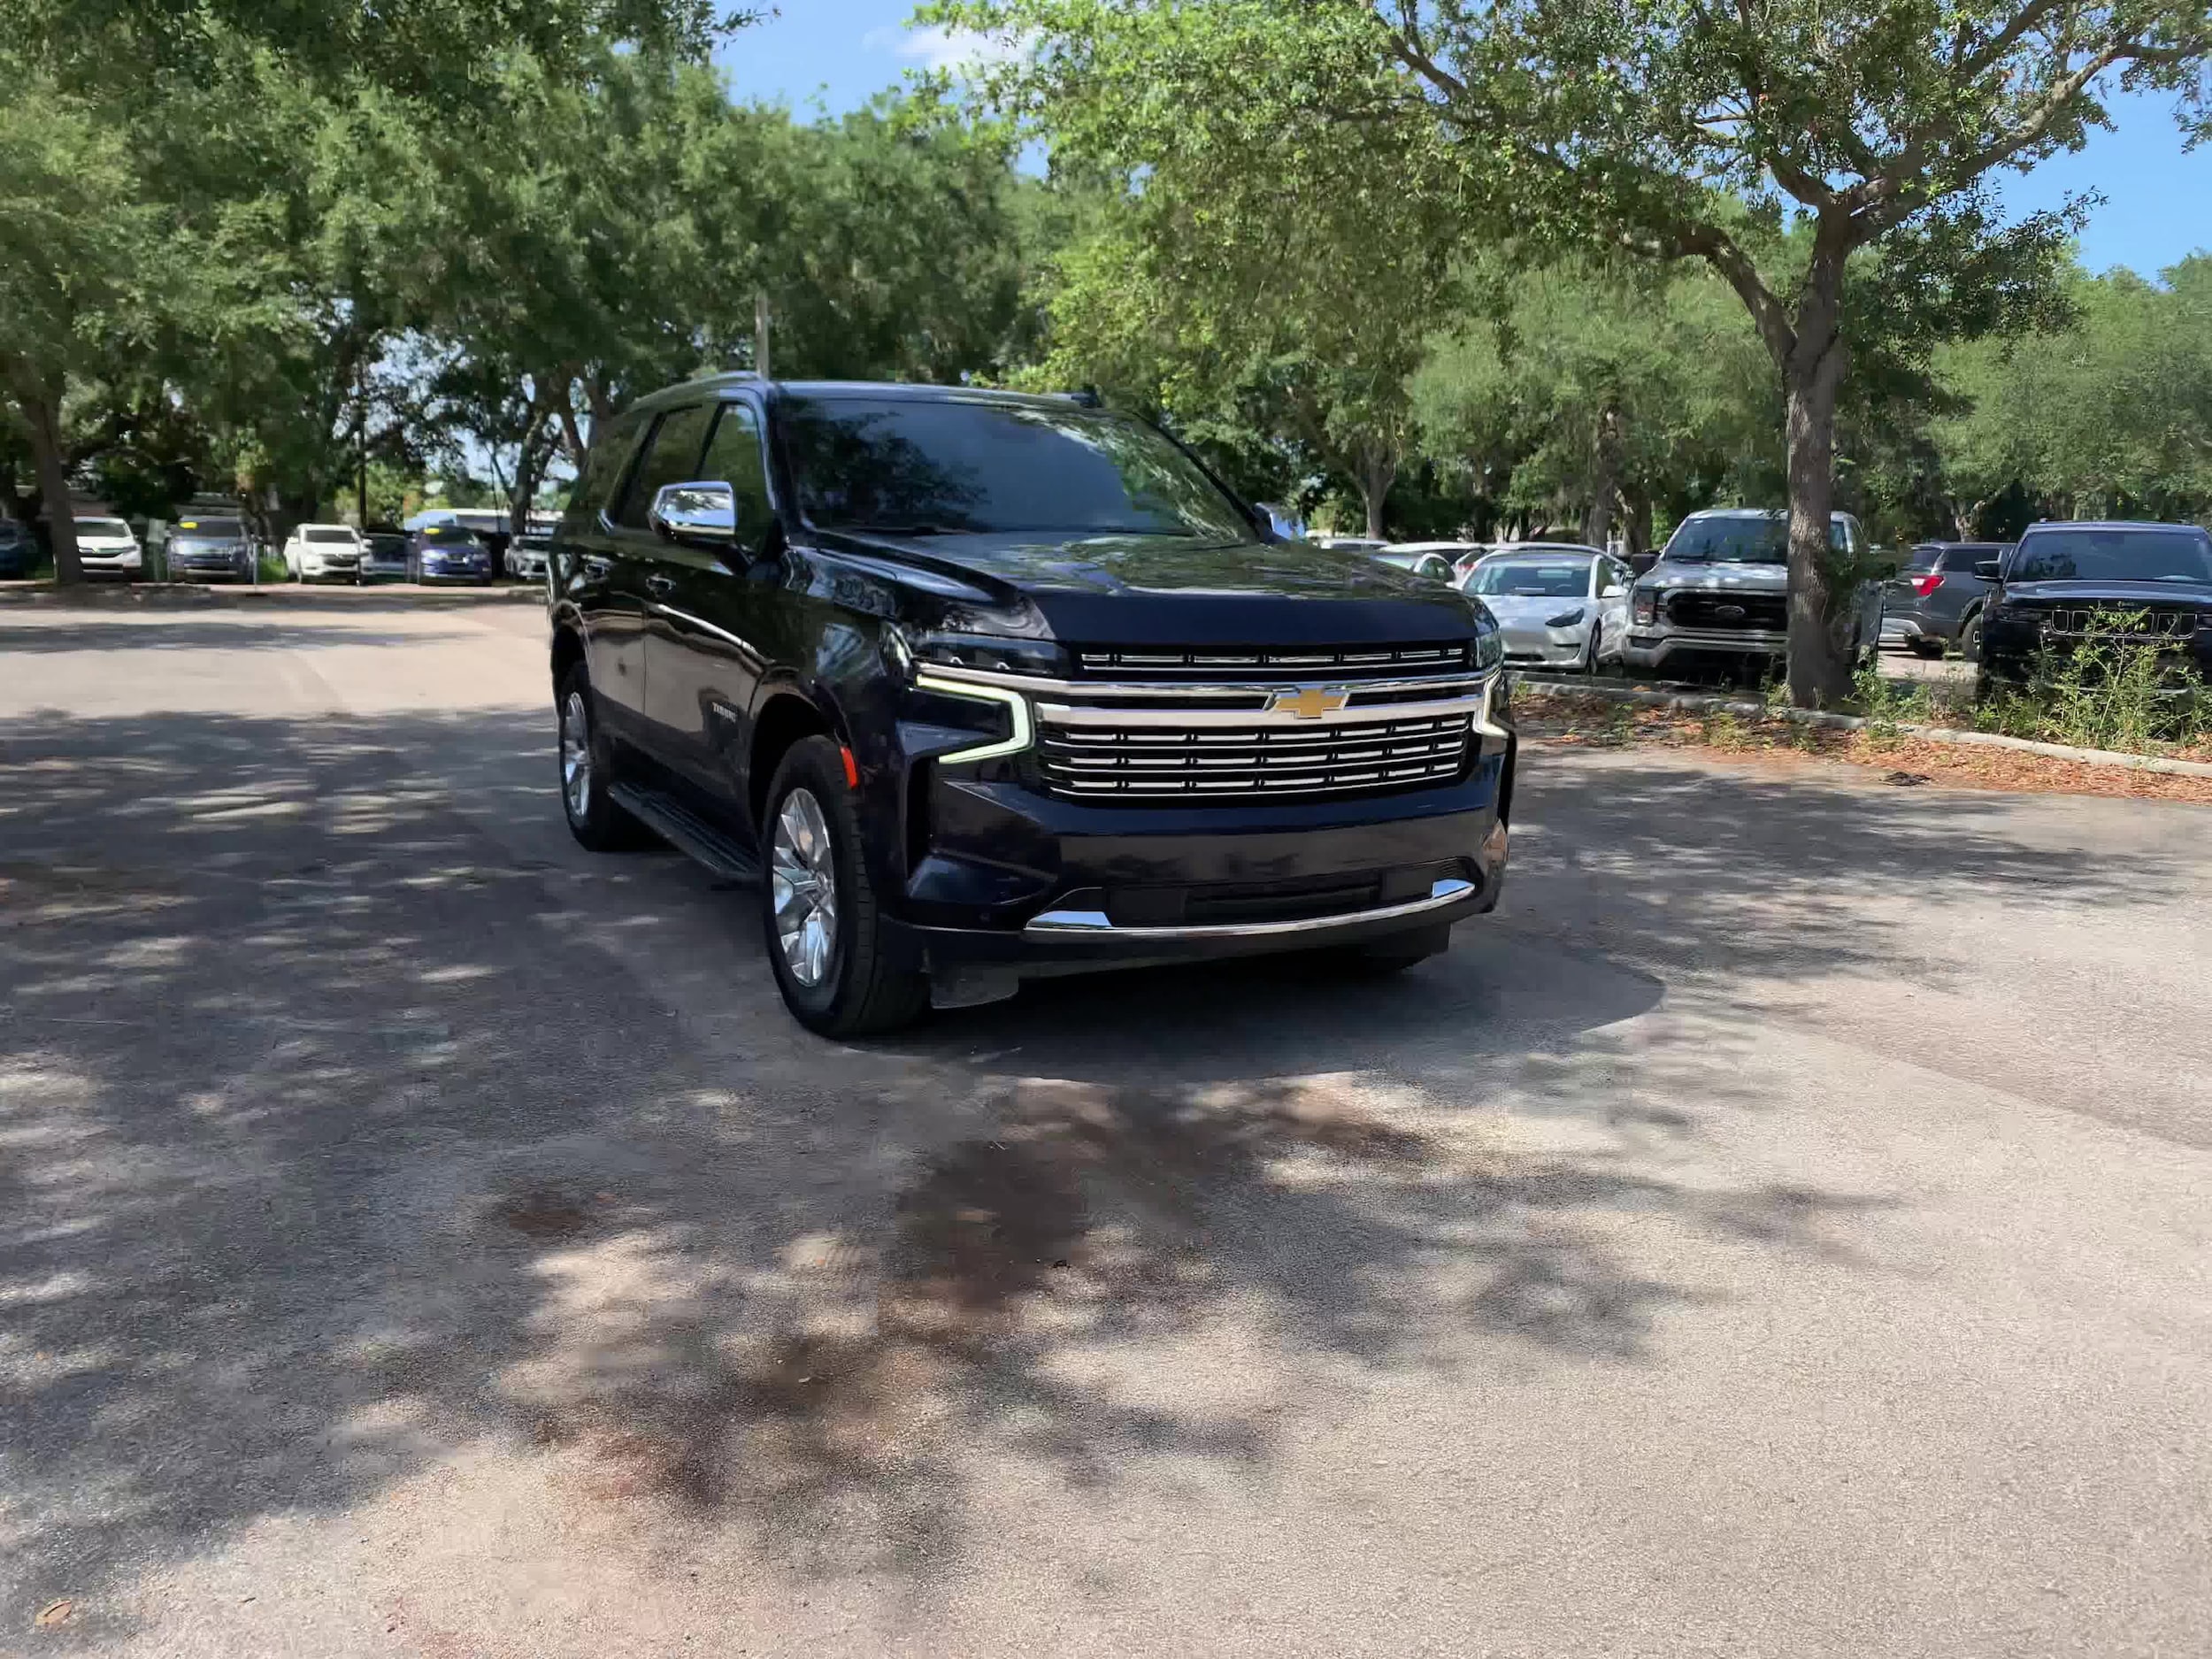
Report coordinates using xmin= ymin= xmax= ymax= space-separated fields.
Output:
xmin=721 ymin=4 xmax=2209 ymax=278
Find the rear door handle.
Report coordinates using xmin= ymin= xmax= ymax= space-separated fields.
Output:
xmin=645 ymin=574 xmax=675 ymax=597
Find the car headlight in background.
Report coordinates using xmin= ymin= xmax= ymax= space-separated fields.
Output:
xmin=1632 ymin=588 xmax=1658 ymax=626
xmin=1546 ymin=607 xmax=1586 ymax=628
xmin=1472 ymin=620 xmax=1503 ymax=672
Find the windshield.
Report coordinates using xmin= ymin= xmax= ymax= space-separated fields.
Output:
xmin=779 ymin=396 xmax=1253 ymax=541
xmin=175 ymin=518 xmax=242 ymax=539
xmin=1666 ymin=515 xmax=1852 ymax=563
xmin=2008 ymin=527 xmax=2212 ymax=585
xmin=366 ymin=534 xmax=409 ymax=554
xmin=77 ymin=518 xmax=131 ymax=537
xmin=1464 ymin=558 xmax=1593 ymax=597
xmin=305 ymin=527 xmax=357 ymax=544
xmin=421 ymin=526 xmax=480 ymax=545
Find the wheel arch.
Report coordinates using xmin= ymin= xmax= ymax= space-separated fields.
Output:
xmin=550 ymin=618 xmax=586 ymax=697
xmin=748 ymin=686 xmax=844 ymax=833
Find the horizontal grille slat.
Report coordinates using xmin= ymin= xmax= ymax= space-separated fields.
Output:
xmin=1075 ymin=642 xmax=1470 ymax=681
xmin=1039 ymin=713 xmax=1471 ymax=803
xmin=1665 ymin=591 xmax=1788 ymax=631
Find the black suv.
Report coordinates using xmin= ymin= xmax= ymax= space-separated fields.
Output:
xmin=1979 ymin=521 xmax=2212 ymax=690
xmin=547 ymin=377 xmax=1514 ymax=1034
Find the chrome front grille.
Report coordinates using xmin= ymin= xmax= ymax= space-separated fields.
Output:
xmin=2040 ymin=607 xmax=2200 ymax=639
xmin=1075 ymin=642 xmax=1469 ymax=680
xmin=1039 ymin=711 xmax=1471 ymax=801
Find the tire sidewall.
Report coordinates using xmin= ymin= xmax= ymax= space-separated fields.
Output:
xmin=759 ymin=740 xmax=868 ymax=1031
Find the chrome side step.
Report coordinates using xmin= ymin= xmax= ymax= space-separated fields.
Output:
xmin=608 ymin=781 xmax=760 ymax=884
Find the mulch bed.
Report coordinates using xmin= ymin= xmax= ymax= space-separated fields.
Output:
xmin=1517 ymin=690 xmax=2212 ymax=805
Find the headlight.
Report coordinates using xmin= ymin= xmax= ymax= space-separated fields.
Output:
xmin=890 ymin=625 xmax=1066 ymax=680
xmin=1546 ymin=607 xmax=1586 ymax=628
xmin=1471 ymin=620 xmax=1503 ymax=672
xmin=1632 ymin=588 xmax=1658 ymax=626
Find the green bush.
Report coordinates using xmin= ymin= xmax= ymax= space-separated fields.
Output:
xmin=1977 ymin=611 xmax=2211 ymax=755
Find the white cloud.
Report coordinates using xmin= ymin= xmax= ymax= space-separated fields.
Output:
xmin=861 ymin=23 xmax=1019 ymax=73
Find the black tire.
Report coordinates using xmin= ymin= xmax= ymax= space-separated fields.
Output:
xmin=1959 ymin=609 xmax=1985 ymax=663
xmin=1909 ymin=638 xmax=1945 ymax=659
xmin=759 ymin=736 xmax=929 ymax=1038
xmin=557 ymin=664 xmax=649 ymax=853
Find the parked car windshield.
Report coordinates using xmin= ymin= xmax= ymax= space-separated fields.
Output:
xmin=1668 ymin=515 xmax=1852 ymax=563
xmin=366 ymin=534 xmax=409 ymax=554
xmin=305 ymin=526 xmax=357 ymax=543
xmin=77 ymin=518 xmax=132 ymax=537
xmin=420 ymin=526 xmax=480 ymax=544
xmin=1463 ymin=558 xmax=1592 ymax=597
xmin=779 ymin=396 xmax=1253 ymax=541
xmin=2008 ymin=526 xmax=2212 ymax=584
xmin=175 ymin=518 xmax=242 ymax=539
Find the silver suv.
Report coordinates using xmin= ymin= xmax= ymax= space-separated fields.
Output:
xmin=1623 ymin=509 xmax=1878 ymax=679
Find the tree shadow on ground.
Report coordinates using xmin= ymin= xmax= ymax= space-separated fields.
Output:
xmin=2 ymin=704 xmax=2145 ymax=1642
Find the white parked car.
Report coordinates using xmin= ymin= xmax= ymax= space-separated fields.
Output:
xmin=74 ymin=516 xmax=143 ymax=580
xmin=1459 ymin=544 xmax=1635 ymax=673
xmin=505 ymin=534 xmax=553 ymax=581
xmin=1388 ymin=539 xmax=1494 ymax=582
xmin=283 ymin=523 xmax=365 ymax=582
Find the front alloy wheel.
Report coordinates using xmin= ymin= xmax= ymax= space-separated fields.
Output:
xmin=770 ymin=788 xmax=840 ymax=988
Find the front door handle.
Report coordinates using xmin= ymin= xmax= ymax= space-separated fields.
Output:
xmin=645 ymin=574 xmax=675 ymax=598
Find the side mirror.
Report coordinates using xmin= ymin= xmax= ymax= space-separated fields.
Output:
xmin=1628 ymin=553 xmax=1658 ymax=576
xmin=1973 ymin=559 xmax=2001 ymax=580
xmin=649 ymin=480 xmax=738 ymax=545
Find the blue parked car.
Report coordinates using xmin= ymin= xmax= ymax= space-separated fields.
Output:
xmin=409 ymin=524 xmax=495 ymax=583
xmin=0 ymin=518 xmax=35 ymax=579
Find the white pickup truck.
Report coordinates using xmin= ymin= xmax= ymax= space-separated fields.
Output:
xmin=1622 ymin=509 xmax=1881 ymax=680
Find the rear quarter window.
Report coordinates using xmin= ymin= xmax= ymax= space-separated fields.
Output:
xmin=565 ymin=417 xmax=645 ymax=530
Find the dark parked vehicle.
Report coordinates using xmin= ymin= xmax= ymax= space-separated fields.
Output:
xmin=549 ymin=376 xmax=1514 ymax=1036
xmin=1880 ymin=541 xmax=2008 ymax=659
xmin=165 ymin=515 xmax=256 ymax=582
xmin=358 ymin=532 xmax=412 ymax=582
xmin=1978 ymin=521 xmax=2212 ymax=691
xmin=0 ymin=518 xmax=35 ymax=579
xmin=409 ymin=524 xmax=495 ymax=583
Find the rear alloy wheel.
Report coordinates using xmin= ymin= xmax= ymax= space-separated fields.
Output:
xmin=759 ymin=736 xmax=928 ymax=1037
xmin=557 ymin=664 xmax=649 ymax=852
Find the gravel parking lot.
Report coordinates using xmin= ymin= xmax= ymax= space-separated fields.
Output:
xmin=4 ymin=600 xmax=2208 ymax=1656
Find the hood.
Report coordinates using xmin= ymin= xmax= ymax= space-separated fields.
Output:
xmin=2002 ymin=579 xmax=2212 ymax=607
xmin=171 ymin=535 xmax=246 ymax=550
xmin=1640 ymin=559 xmax=1789 ymax=594
xmin=1479 ymin=593 xmax=1590 ymax=618
xmin=77 ymin=536 xmax=137 ymax=551
xmin=821 ymin=529 xmax=1486 ymax=647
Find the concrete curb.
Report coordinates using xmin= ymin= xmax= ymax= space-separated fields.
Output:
xmin=1513 ymin=675 xmax=2212 ymax=780
xmin=0 ymin=582 xmax=545 ymax=610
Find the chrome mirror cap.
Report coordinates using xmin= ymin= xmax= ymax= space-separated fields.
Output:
xmin=649 ymin=480 xmax=738 ymax=542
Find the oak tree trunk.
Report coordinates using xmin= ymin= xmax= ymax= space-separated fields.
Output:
xmin=1359 ymin=450 xmax=1394 ymax=541
xmin=1782 ymin=349 xmax=1854 ymax=708
xmin=23 ymin=385 xmax=81 ymax=586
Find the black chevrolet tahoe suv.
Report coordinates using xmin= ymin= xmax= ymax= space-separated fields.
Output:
xmin=547 ymin=376 xmax=1515 ymax=1035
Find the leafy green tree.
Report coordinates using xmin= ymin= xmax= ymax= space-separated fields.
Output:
xmin=941 ymin=0 xmax=2208 ymax=703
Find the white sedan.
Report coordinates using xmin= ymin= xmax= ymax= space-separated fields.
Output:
xmin=1459 ymin=545 xmax=1636 ymax=673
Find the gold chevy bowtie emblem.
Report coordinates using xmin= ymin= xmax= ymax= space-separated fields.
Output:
xmin=1269 ymin=687 xmax=1350 ymax=719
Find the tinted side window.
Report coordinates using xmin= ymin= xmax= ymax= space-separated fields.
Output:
xmin=698 ymin=403 xmax=772 ymax=534
xmin=616 ymin=404 xmax=714 ymax=531
xmin=1940 ymin=546 xmax=1994 ymax=573
xmin=1905 ymin=545 xmax=1941 ymax=571
xmin=567 ymin=417 xmax=643 ymax=530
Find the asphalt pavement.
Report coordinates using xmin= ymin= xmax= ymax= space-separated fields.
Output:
xmin=3 ymin=600 xmax=2208 ymax=1656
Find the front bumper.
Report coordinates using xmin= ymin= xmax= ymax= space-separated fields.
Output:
xmin=884 ymin=753 xmax=1513 ymax=988
xmin=418 ymin=561 xmax=490 ymax=582
xmin=1622 ymin=626 xmax=1785 ymax=670
xmin=1500 ymin=622 xmax=1592 ymax=668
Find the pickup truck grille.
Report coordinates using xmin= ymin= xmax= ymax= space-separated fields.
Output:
xmin=1039 ymin=712 xmax=1471 ymax=802
xmin=2039 ymin=606 xmax=2200 ymax=639
xmin=1075 ymin=642 xmax=1469 ymax=681
xmin=1665 ymin=591 xmax=1787 ymax=631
